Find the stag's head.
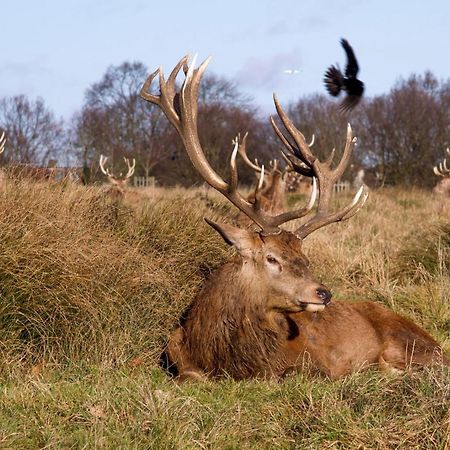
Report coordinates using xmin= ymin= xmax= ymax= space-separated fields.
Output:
xmin=206 ymin=219 xmax=332 ymax=312
xmin=99 ymin=155 xmax=136 ymax=195
xmin=140 ymin=55 xmax=368 ymax=313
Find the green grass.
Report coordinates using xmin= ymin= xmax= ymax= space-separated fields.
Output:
xmin=0 ymin=180 xmax=449 ymax=448
xmin=1 ymin=366 xmax=448 ymax=449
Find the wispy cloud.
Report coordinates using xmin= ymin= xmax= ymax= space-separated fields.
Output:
xmin=235 ymin=49 xmax=303 ymax=90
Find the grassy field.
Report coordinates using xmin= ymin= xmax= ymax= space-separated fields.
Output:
xmin=0 ymin=179 xmax=448 ymax=449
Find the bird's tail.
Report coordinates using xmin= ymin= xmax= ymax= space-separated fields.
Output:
xmin=324 ymin=65 xmax=344 ymax=96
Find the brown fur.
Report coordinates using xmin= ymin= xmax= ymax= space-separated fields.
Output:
xmin=164 ymin=228 xmax=449 ymax=380
xmin=236 ymin=172 xmax=287 ymax=228
xmin=433 ymin=177 xmax=450 ymax=196
xmin=246 ymin=172 xmax=286 ymax=215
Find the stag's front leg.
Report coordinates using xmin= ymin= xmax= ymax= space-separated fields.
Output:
xmin=164 ymin=327 xmax=206 ymax=381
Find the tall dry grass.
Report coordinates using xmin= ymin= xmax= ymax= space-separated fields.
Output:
xmin=0 ymin=180 xmax=229 ymax=368
xmin=0 ymin=179 xmax=448 ymax=448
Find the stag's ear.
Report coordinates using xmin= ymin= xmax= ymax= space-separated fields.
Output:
xmin=205 ymin=218 xmax=255 ymax=255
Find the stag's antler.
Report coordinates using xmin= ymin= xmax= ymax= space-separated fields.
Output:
xmin=233 ymin=132 xmax=263 ymax=173
xmin=270 ymin=96 xmax=368 ymax=238
xmin=140 ymin=55 xmax=317 ymax=235
xmin=433 ymin=148 xmax=450 ymax=177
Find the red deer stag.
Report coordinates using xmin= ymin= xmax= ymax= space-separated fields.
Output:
xmin=140 ymin=55 xmax=449 ymax=380
xmin=433 ymin=148 xmax=450 ymax=196
xmin=99 ymin=154 xmax=136 ymax=198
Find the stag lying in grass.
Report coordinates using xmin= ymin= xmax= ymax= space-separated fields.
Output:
xmin=141 ymin=55 xmax=449 ymax=381
xmin=433 ymin=148 xmax=450 ymax=197
xmin=99 ymin=154 xmax=136 ymax=199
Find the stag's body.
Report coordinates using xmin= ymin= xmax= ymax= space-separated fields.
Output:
xmin=165 ymin=230 xmax=447 ymax=380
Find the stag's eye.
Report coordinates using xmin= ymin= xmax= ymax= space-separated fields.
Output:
xmin=266 ymin=255 xmax=278 ymax=265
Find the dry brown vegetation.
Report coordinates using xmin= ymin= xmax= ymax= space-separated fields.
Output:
xmin=0 ymin=178 xmax=449 ymax=448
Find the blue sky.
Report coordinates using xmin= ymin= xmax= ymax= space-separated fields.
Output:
xmin=1 ymin=0 xmax=449 ymax=119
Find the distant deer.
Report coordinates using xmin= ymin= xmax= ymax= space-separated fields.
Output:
xmin=141 ymin=55 xmax=449 ymax=381
xmin=99 ymin=154 xmax=136 ymax=199
xmin=433 ymin=148 xmax=450 ymax=196
xmin=234 ymin=132 xmax=286 ymax=216
xmin=235 ymin=132 xmax=314 ymax=215
xmin=0 ymin=133 xmax=60 ymax=183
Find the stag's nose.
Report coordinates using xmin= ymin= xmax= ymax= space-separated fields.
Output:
xmin=316 ymin=287 xmax=332 ymax=305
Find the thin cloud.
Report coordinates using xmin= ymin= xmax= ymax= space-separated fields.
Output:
xmin=235 ymin=49 xmax=303 ymax=90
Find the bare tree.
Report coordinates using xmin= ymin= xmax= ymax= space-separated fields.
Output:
xmin=0 ymin=95 xmax=64 ymax=165
xmin=287 ymin=73 xmax=450 ymax=188
xmin=73 ymin=61 xmax=169 ymax=181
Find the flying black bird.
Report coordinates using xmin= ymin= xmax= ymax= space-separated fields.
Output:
xmin=324 ymin=38 xmax=364 ymax=113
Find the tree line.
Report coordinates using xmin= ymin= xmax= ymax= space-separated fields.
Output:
xmin=0 ymin=62 xmax=449 ymax=188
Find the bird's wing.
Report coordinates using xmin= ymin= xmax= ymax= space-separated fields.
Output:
xmin=324 ymin=65 xmax=344 ymax=96
xmin=339 ymin=94 xmax=362 ymax=113
xmin=341 ymin=38 xmax=359 ymax=79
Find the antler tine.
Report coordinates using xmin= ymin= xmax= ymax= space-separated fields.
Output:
xmin=269 ymin=96 xmax=368 ymax=238
xmin=0 ymin=131 xmax=5 ymax=155
xmin=270 ymin=116 xmax=311 ymax=168
xmin=272 ymin=94 xmax=316 ymax=167
xmin=99 ymin=154 xmax=112 ymax=177
xmin=139 ymin=56 xmax=328 ymax=235
xmin=270 ymin=159 xmax=279 ymax=173
xmin=280 ymin=147 xmax=314 ymax=177
xmin=433 ymin=149 xmax=450 ymax=177
xmin=295 ymin=184 xmax=369 ymax=238
xmin=140 ymin=55 xmax=286 ymax=233
xmin=269 ymin=177 xmax=318 ymax=227
xmin=253 ymin=165 xmax=266 ymax=212
xmin=124 ymin=157 xmax=136 ymax=179
xmin=140 ymin=57 xmax=189 ymax=133
xmin=235 ymin=132 xmax=263 ymax=173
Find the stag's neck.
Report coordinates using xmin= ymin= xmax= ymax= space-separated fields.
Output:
xmin=184 ymin=257 xmax=289 ymax=378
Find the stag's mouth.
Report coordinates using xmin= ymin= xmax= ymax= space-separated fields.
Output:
xmin=298 ymin=301 xmax=327 ymax=312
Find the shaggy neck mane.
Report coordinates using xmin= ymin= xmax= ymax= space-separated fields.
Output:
xmin=184 ymin=257 xmax=289 ymax=379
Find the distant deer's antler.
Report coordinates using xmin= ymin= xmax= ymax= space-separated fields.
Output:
xmin=433 ymin=148 xmax=450 ymax=177
xmin=100 ymin=155 xmax=136 ymax=180
xmin=0 ymin=132 xmax=6 ymax=155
